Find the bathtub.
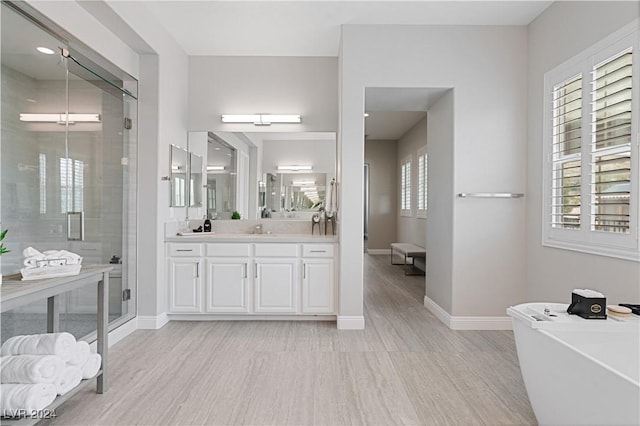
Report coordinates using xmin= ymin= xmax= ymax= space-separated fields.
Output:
xmin=508 ymin=302 xmax=640 ymax=426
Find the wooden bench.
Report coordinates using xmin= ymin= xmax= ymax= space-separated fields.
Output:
xmin=390 ymin=243 xmax=426 ymax=276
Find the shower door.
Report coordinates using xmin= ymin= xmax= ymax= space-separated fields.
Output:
xmin=0 ymin=3 xmax=137 ymax=341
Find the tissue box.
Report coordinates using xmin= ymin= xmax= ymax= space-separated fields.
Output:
xmin=568 ymin=291 xmax=607 ymax=319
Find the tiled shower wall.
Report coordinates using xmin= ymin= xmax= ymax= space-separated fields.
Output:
xmin=1 ymin=65 xmax=124 ymax=275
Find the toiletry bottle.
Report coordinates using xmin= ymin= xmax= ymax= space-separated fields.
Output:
xmin=203 ymin=218 xmax=212 ymax=232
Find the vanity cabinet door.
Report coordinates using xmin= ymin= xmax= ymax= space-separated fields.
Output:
xmin=302 ymin=258 xmax=335 ymax=314
xmin=205 ymin=259 xmax=249 ymax=313
xmin=254 ymin=258 xmax=298 ymax=313
xmin=168 ymin=258 xmax=203 ymax=313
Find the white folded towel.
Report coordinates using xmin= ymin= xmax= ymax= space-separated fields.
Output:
xmin=20 ymin=264 xmax=82 ymax=281
xmin=65 ymin=341 xmax=90 ymax=366
xmin=54 ymin=366 xmax=82 ymax=396
xmin=1 ymin=333 xmax=77 ymax=359
xmin=22 ymin=247 xmax=45 ymax=268
xmin=0 ymin=383 xmax=57 ymax=413
xmin=80 ymin=353 xmax=102 ymax=379
xmin=0 ymin=355 xmax=64 ymax=384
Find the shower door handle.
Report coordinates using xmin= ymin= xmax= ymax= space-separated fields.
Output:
xmin=67 ymin=212 xmax=84 ymax=241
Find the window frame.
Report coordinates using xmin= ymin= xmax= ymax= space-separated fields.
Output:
xmin=542 ymin=20 xmax=639 ymax=262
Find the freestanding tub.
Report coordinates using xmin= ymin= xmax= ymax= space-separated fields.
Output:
xmin=508 ymin=302 xmax=640 ymax=426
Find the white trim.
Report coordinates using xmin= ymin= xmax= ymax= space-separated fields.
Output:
xmin=88 ymin=317 xmax=137 ymax=352
xmin=367 ymin=248 xmax=391 ymax=255
xmin=137 ymin=312 xmax=169 ymax=330
xmin=167 ymin=314 xmax=336 ymax=321
xmin=424 ymin=296 xmax=512 ymax=330
xmin=337 ymin=315 xmax=365 ymax=329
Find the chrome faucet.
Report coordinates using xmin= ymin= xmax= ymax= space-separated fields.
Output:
xmin=255 ymin=224 xmax=263 ymax=234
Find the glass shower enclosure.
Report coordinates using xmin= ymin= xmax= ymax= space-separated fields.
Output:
xmin=0 ymin=3 xmax=137 ymax=341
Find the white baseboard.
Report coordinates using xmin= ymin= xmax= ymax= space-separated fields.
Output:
xmin=367 ymin=249 xmax=391 ymax=255
xmin=337 ymin=315 xmax=365 ymax=330
xmin=167 ymin=314 xmax=336 ymax=321
xmin=424 ymin=296 xmax=512 ymax=330
xmin=88 ymin=317 xmax=137 ymax=352
xmin=137 ymin=312 xmax=169 ymax=330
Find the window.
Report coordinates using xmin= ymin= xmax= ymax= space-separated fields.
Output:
xmin=60 ymin=157 xmax=84 ymax=213
xmin=543 ymin=22 xmax=638 ymax=261
xmin=39 ymin=153 xmax=47 ymax=214
xmin=417 ymin=147 xmax=428 ymax=218
xmin=400 ymin=155 xmax=411 ymax=216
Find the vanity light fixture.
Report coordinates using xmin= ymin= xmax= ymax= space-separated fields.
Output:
xmin=206 ymin=166 xmax=225 ymax=171
xmin=364 ymin=113 xmax=370 ymax=117
xmin=19 ymin=113 xmax=101 ymax=124
xmin=292 ymin=180 xmax=315 ymax=186
xmin=221 ymin=114 xmax=301 ymax=126
xmin=277 ymin=165 xmax=312 ymax=171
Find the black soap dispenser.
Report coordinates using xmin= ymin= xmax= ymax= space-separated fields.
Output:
xmin=203 ymin=218 xmax=212 ymax=233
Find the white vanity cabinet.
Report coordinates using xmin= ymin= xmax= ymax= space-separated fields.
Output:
xmin=167 ymin=244 xmax=204 ymax=313
xmin=204 ymin=244 xmax=251 ymax=313
xmin=301 ymin=244 xmax=335 ymax=314
xmin=254 ymin=244 xmax=299 ymax=313
xmin=167 ymin=239 xmax=336 ymax=317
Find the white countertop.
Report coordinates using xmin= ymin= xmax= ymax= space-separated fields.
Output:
xmin=165 ymin=233 xmax=338 ymax=243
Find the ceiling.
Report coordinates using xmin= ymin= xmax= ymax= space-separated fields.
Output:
xmin=139 ymin=1 xmax=552 ymax=57
xmin=134 ymin=1 xmax=549 ymax=140
xmin=2 ymin=1 xmax=553 ymax=141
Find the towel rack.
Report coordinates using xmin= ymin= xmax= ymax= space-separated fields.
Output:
xmin=457 ymin=193 xmax=524 ymax=198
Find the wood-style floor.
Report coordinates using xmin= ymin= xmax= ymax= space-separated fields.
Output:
xmin=44 ymin=254 xmax=537 ymax=425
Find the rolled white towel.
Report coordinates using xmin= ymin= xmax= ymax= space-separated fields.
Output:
xmin=22 ymin=247 xmax=45 ymax=269
xmin=0 ymin=383 xmax=57 ymax=413
xmin=54 ymin=366 xmax=82 ymax=396
xmin=65 ymin=341 xmax=90 ymax=366
xmin=42 ymin=250 xmax=66 ymax=266
xmin=57 ymin=250 xmax=82 ymax=266
xmin=80 ymin=353 xmax=102 ymax=379
xmin=1 ymin=333 xmax=77 ymax=359
xmin=0 ymin=355 xmax=64 ymax=384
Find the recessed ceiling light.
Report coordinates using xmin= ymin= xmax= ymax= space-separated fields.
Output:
xmin=364 ymin=113 xmax=369 ymax=117
xmin=36 ymin=47 xmax=55 ymax=55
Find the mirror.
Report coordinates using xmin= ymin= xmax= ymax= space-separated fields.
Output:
xmin=170 ymin=144 xmax=188 ymax=207
xmin=206 ymin=133 xmax=237 ymax=219
xmin=189 ymin=152 xmax=203 ymax=207
xmin=187 ymin=131 xmax=336 ymax=219
xmin=262 ymin=172 xmax=327 ymax=212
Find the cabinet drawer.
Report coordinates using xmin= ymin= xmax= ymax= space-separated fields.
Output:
xmin=168 ymin=243 xmax=203 ymax=257
xmin=206 ymin=243 xmax=251 ymax=257
xmin=302 ymin=244 xmax=334 ymax=257
xmin=254 ymin=243 xmax=298 ymax=257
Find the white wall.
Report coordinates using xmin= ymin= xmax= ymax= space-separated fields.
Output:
xmin=425 ymin=91 xmax=454 ymax=313
xmin=100 ymin=1 xmax=190 ymax=320
xmin=397 ymin=116 xmax=427 ymax=248
xmin=188 ymin=56 xmax=338 ymax=133
xmin=526 ymin=2 xmax=640 ymax=304
xmin=364 ymin=140 xmax=397 ymax=251
xmin=340 ymin=25 xmax=528 ymax=321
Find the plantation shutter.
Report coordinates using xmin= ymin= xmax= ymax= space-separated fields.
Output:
xmin=551 ymin=74 xmax=582 ymax=229
xmin=591 ymin=50 xmax=632 ymax=234
xmin=417 ymin=152 xmax=427 ymax=213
